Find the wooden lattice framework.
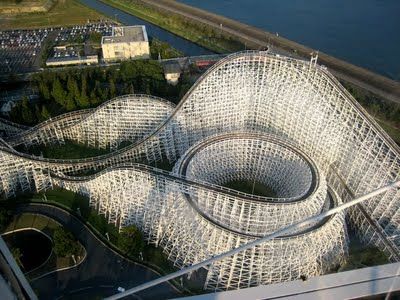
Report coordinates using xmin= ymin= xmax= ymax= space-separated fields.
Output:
xmin=0 ymin=51 xmax=399 ymax=290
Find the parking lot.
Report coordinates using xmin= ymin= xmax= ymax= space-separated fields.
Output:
xmin=54 ymin=22 xmax=113 ymax=44
xmin=0 ymin=21 xmax=115 ymax=75
xmin=51 ymin=22 xmax=113 ymax=60
xmin=0 ymin=28 xmax=49 ymax=74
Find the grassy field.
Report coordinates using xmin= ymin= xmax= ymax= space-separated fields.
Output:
xmin=4 ymin=212 xmax=59 ymax=233
xmin=363 ymin=107 xmax=400 ymax=147
xmin=17 ymin=140 xmax=111 ymax=159
xmin=376 ymin=119 xmax=400 ymax=146
xmin=0 ymin=0 xmax=53 ymax=14
xmin=0 ymin=0 xmax=108 ymax=30
xmin=343 ymin=82 xmax=400 ymax=147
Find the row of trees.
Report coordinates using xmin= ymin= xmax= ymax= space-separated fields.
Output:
xmin=10 ymin=60 xmax=193 ymax=125
xmin=344 ymin=82 xmax=400 ymax=127
xmin=69 ymin=192 xmax=145 ymax=258
xmin=54 ymin=222 xmax=143 ymax=260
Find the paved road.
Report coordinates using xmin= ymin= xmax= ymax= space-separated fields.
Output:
xmin=15 ymin=203 xmax=181 ymax=300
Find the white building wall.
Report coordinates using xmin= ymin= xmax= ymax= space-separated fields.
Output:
xmin=102 ymin=41 xmax=150 ymax=61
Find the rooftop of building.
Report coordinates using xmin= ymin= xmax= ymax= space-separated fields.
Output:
xmin=162 ymin=61 xmax=182 ymax=74
xmin=101 ymin=25 xmax=148 ymax=44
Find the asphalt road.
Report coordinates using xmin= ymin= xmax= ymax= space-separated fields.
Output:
xmin=15 ymin=203 xmax=181 ymax=300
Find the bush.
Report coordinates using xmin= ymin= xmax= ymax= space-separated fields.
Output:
xmin=150 ymin=38 xmax=183 ymax=59
xmin=118 ymin=225 xmax=144 ymax=257
xmin=53 ymin=227 xmax=80 ymax=257
xmin=0 ymin=209 xmax=12 ymax=232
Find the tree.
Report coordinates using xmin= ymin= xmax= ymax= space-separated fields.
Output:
xmin=21 ymin=96 xmax=35 ymax=124
xmin=109 ymin=78 xmax=116 ymax=99
xmin=95 ymin=81 xmax=108 ymax=102
xmin=34 ymin=104 xmax=41 ymax=122
xmin=150 ymin=38 xmax=183 ymax=60
xmin=11 ymin=247 xmax=23 ymax=269
xmin=9 ymin=102 xmax=22 ymax=124
xmin=67 ymin=75 xmax=80 ymax=102
xmin=89 ymin=89 xmax=99 ymax=105
xmin=17 ymin=59 xmax=184 ymax=123
xmin=120 ymin=61 xmax=138 ymax=82
xmin=79 ymin=74 xmax=90 ymax=108
xmin=65 ymin=95 xmax=77 ymax=111
xmin=53 ymin=227 xmax=80 ymax=257
xmin=0 ymin=209 xmax=12 ymax=232
xmin=41 ymin=106 xmax=51 ymax=121
xmin=144 ymin=79 xmax=151 ymax=95
xmin=179 ymin=83 xmax=192 ymax=100
xmin=76 ymin=94 xmax=90 ymax=108
xmin=51 ymin=78 xmax=67 ymax=107
xmin=38 ymin=80 xmax=51 ymax=100
xmin=118 ymin=225 xmax=144 ymax=257
xmin=124 ymin=83 xmax=134 ymax=94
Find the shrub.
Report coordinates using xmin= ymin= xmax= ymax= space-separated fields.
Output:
xmin=53 ymin=227 xmax=80 ymax=257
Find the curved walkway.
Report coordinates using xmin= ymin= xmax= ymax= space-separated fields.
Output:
xmin=14 ymin=203 xmax=181 ymax=300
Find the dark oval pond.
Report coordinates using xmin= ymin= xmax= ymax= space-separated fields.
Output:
xmin=3 ymin=229 xmax=52 ymax=272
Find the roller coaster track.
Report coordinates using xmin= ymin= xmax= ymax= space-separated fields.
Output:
xmin=0 ymin=51 xmax=399 ymax=290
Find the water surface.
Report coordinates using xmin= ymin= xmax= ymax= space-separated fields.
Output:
xmin=180 ymin=0 xmax=400 ymax=80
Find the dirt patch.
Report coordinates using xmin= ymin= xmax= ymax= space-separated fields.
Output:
xmin=0 ymin=0 xmax=54 ymax=14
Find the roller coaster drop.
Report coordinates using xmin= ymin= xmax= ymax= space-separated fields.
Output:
xmin=0 ymin=51 xmax=399 ymax=290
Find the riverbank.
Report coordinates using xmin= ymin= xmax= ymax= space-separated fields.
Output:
xmin=97 ymin=0 xmax=244 ymax=53
xmin=98 ymin=0 xmax=400 ymax=105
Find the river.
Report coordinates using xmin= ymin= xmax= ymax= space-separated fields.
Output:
xmin=80 ymin=0 xmax=399 ymax=80
xmin=80 ymin=0 xmax=213 ymax=56
xmin=179 ymin=0 xmax=400 ymax=80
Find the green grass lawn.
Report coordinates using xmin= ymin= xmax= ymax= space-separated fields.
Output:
xmin=5 ymin=213 xmax=59 ymax=233
xmin=0 ymin=0 xmax=108 ymax=30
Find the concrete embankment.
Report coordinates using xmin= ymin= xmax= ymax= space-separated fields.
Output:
xmin=139 ymin=0 xmax=400 ymax=104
